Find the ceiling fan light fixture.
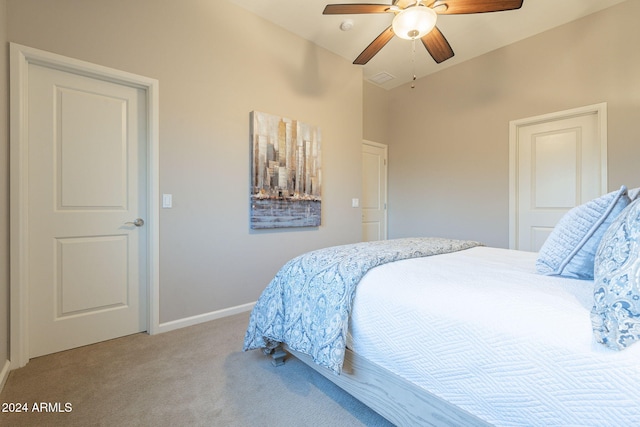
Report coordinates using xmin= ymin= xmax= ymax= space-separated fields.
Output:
xmin=392 ymin=6 xmax=437 ymax=40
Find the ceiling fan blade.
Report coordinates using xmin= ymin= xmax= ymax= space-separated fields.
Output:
xmin=354 ymin=26 xmax=395 ymax=65
xmin=421 ymin=27 xmax=454 ymax=63
xmin=432 ymin=0 xmax=523 ymax=14
xmin=323 ymin=4 xmax=392 ymax=14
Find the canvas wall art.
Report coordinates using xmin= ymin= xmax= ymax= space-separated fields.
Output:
xmin=250 ymin=111 xmax=322 ymax=229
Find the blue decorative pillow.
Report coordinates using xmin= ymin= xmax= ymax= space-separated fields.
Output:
xmin=591 ymin=197 xmax=640 ymax=350
xmin=536 ymin=186 xmax=630 ymax=279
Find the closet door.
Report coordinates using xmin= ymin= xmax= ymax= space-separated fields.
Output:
xmin=362 ymin=141 xmax=388 ymax=242
xmin=509 ymin=104 xmax=607 ymax=251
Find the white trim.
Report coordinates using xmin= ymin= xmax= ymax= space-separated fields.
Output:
xmin=146 ymin=68 xmax=161 ymax=336
xmin=9 ymin=43 xmax=160 ymax=368
xmin=508 ymin=102 xmax=608 ymax=250
xmin=363 ymin=140 xmax=387 ymax=149
xmin=9 ymin=43 xmax=29 ymax=369
xmin=156 ymin=302 xmax=255 ymax=334
xmin=0 ymin=359 xmax=10 ymax=392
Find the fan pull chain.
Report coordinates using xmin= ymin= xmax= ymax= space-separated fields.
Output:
xmin=411 ymin=39 xmax=417 ymax=89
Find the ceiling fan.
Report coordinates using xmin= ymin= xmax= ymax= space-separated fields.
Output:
xmin=323 ymin=0 xmax=524 ymax=65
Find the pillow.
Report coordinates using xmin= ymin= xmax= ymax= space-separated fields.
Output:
xmin=591 ymin=197 xmax=640 ymax=350
xmin=629 ymin=187 xmax=640 ymax=201
xmin=536 ymin=185 xmax=630 ymax=279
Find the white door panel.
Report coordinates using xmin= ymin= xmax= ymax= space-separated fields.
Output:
xmin=58 ymin=87 xmax=128 ymax=208
xmin=27 ymin=63 xmax=147 ymax=358
xmin=362 ymin=142 xmax=388 ymax=242
xmin=57 ymin=236 xmax=129 ymax=314
xmin=510 ymin=104 xmax=607 ymax=251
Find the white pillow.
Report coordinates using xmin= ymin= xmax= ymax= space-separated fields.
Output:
xmin=536 ymin=186 xmax=630 ymax=279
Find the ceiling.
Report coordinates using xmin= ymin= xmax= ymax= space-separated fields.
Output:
xmin=227 ymin=0 xmax=628 ymax=89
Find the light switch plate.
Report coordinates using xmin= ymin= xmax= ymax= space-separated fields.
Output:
xmin=162 ymin=193 xmax=172 ymax=208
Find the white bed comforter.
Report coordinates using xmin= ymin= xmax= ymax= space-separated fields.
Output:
xmin=349 ymin=246 xmax=640 ymax=427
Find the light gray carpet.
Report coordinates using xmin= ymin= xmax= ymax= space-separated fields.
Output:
xmin=0 ymin=312 xmax=393 ymax=426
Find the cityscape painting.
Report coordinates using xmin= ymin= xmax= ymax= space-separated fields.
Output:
xmin=250 ymin=111 xmax=322 ymax=229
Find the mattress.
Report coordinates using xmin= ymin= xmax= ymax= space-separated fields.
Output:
xmin=348 ymin=246 xmax=640 ymax=426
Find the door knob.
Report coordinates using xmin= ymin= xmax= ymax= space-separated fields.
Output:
xmin=125 ymin=218 xmax=144 ymax=227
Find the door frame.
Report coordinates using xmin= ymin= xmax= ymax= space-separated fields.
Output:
xmin=508 ymin=102 xmax=607 ymax=250
xmin=9 ymin=43 xmax=160 ymax=368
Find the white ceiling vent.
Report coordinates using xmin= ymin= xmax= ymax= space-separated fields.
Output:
xmin=367 ymin=71 xmax=395 ymax=86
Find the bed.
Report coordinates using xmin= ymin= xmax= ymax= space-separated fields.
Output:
xmin=244 ymin=188 xmax=640 ymax=426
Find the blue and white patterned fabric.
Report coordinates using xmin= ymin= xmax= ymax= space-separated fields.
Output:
xmin=591 ymin=197 xmax=640 ymax=350
xmin=536 ymin=186 xmax=630 ymax=280
xmin=243 ymin=237 xmax=482 ymax=373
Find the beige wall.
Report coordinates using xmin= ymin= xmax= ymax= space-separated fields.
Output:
xmin=383 ymin=0 xmax=640 ymax=248
xmin=0 ymin=0 xmax=9 ymax=368
xmin=5 ymin=0 xmax=363 ymax=324
xmin=363 ymin=81 xmax=389 ymax=144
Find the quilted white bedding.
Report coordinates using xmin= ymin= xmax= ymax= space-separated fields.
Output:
xmin=348 ymin=246 xmax=640 ymax=426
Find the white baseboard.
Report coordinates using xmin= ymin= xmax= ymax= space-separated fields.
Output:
xmin=0 ymin=359 xmax=10 ymax=392
xmin=155 ymin=302 xmax=255 ymax=334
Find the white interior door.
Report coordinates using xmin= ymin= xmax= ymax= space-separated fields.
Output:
xmin=362 ymin=141 xmax=388 ymax=242
xmin=509 ymin=103 xmax=607 ymax=251
xmin=26 ymin=61 xmax=148 ymax=358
